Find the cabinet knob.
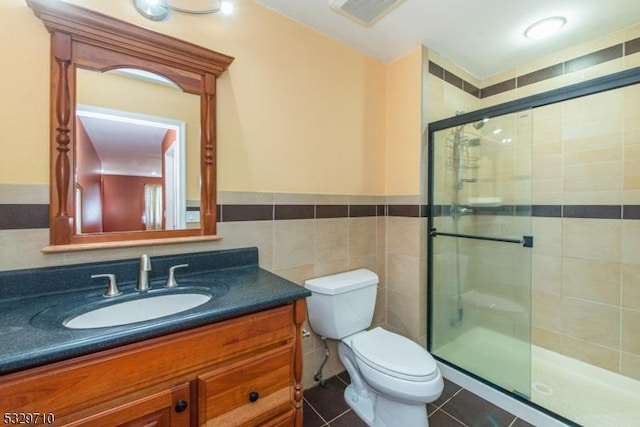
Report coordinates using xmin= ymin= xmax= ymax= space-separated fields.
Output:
xmin=174 ymin=399 xmax=188 ymax=413
xmin=249 ymin=391 xmax=260 ymax=402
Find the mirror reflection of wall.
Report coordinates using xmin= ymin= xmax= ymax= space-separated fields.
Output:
xmin=75 ymin=68 xmax=201 ymax=234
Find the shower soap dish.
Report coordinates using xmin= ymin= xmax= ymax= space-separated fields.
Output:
xmin=468 ymin=197 xmax=502 ymax=207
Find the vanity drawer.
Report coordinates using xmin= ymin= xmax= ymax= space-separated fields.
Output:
xmin=198 ymin=346 xmax=293 ymax=426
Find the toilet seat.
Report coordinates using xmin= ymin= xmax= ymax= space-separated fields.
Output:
xmin=351 ymin=327 xmax=438 ymax=382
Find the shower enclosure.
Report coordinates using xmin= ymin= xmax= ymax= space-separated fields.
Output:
xmin=427 ymin=68 xmax=640 ymax=427
xmin=429 ymin=109 xmax=534 ymax=398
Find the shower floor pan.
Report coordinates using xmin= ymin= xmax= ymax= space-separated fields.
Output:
xmin=433 ymin=326 xmax=640 ymax=427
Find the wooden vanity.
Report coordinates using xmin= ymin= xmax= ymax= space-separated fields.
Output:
xmin=0 ymin=300 xmax=306 ymax=426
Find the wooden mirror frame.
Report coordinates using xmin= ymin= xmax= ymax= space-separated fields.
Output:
xmin=27 ymin=0 xmax=234 ymax=250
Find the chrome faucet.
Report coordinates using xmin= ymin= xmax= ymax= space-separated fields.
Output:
xmin=137 ymin=254 xmax=152 ymax=291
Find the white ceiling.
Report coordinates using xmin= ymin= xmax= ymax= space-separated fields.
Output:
xmin=78 ymin=115 xmax=167 ymax=177
xmin=256 ymin=0 xmax=640 ymax=79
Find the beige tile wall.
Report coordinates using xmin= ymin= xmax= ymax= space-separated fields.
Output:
xmin=529 ymin=86 xmax=640 ymax=379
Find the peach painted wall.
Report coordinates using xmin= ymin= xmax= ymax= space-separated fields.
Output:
xmin=0 ymin=0 xmax=387 ymax=196
xmin=385 ymin=47 xmax=423 ymax=196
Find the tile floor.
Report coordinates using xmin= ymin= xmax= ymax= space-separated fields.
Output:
xmin=303 ymin=372 xmax=536 ymax=427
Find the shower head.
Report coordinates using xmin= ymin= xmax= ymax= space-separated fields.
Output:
xmin=472 ymin=118 xmax=489 ymax=130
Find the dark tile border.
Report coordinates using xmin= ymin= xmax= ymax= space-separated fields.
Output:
xmin=428 ymin=36 xmax=640 ymax=99
xmin=221 ymin=204 xmax=273 ymax=222
xmin=623 ymin=205 xmax=640 ymax=219
xmin=0 ymin=204 xmax=49 ymax=229
xmin=3 ymin=203 xmax=640 ymax=229
xmin=349 ymin=204 xmax=377 ymax=217
xmin=274 ymin=204 xmax=314 ymax=220
xmin=387 ymin=204 xmax=420 ymax=217
xmin=532 ymin=205 xmax=562 ymax=217
xmin=563 ymin=205 xmax=621 ymax=219
xmin=316 ymin=204 xmax=348 ymax=219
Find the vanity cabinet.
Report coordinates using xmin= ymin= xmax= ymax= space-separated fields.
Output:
xmin=0 ymin=300 xmax=306 ymax=427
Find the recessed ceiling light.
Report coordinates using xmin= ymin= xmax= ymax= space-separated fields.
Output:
xmin=524 ymin=16 xmax=566 ymax=40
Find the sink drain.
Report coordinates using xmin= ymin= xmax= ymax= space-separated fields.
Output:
xmin=532 ymin=382 xmax=553 ymax=396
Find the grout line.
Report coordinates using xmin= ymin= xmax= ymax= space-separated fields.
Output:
xmin=507 ymin=416 xmax=519 ymax=427
xmin=324 ymin=408 xmax=352 ymax=425
xmin=438 ymin=407 xmax=470 ymax=427
xmin=431 ymin=386 xmax=463 ymax=410
xmin=303 ymin=397 xmax=329 ymax=426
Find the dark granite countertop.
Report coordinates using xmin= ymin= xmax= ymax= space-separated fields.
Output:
xmin=0 ymin=247 xmax=310 ymax=375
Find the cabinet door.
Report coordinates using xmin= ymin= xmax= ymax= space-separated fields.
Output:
xmin=64 ymin=383 xmax=190 ymax=427
xmin=198 ymin=346 xmax=293 ymax=427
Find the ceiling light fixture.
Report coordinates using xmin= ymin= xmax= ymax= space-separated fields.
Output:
xmin=524 ymin=16 xmax=566 ymax=40
xmin=133 ymin=0 xmax=234 ymax=21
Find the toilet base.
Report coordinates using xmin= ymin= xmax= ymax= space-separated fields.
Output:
xmin=344 ymin=384 xmax=430 ymax=427
xmin=344 ymin=385 xmax=374 ymax=426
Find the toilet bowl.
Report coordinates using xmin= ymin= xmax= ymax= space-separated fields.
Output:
xmin=305 ymin=269 xmax=444 ymax=427
xmin=339 ymin=328 xmax=443 ymax=426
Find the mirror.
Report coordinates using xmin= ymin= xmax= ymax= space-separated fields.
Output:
xmin=27 ymin=0 xmax=234 ymax=249
xmin=75 ymin=68 xmax=200 ymax=233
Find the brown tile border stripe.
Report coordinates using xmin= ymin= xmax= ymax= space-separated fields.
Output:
xmin=349 ymin=204 xmax=377 ymax=217
xmin=388 ymin=204 xmax=420 ymax=217
xmin=274 ymin=204 xmax=315 ymax=220
xmin=517 ymin=63 xmax=563 ymax=87
xmin=429 ymin=37 xmax=640 ymax=99
xmin=624 ymin=205 xmax=640 ymax=219
xmin=564 ymin=45 xmax=622 ymax=74
xmin=4 ymin=203 xmax=640 ymax=229
xmin=0 ymin=204 xmax=49 ymax=229
xmin=626 ymin=37 xmax=640 ymax=56
xmin=221 ymin=204 xmax=273 ymax=222
xmin=563 ymin=205 xmax=621 ymax=219
xmin=316 ymin=204 xmax=349 ymax=219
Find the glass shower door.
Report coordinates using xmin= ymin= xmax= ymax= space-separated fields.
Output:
xmin=428 ymin=109 xmax=533 ymax=397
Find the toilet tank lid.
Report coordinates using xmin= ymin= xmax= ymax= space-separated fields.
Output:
xmin=305 ymin=269 xmax=378 ymax=295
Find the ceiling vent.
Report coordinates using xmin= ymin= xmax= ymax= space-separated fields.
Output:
xmin=329 ymin=0 xmax=406 ymax=27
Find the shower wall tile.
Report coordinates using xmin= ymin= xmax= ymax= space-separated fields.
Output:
xmin=562 ymin=218 xmax=621 ymax=262
xmin=532 ymin=327 xmax=562 ymax=353
xmin=562 ymin=257 xmax=621 ymax=306
xmin=562 ymin=336 xmax=620 ymax=372
xmin=622 ymin=264 xmax=640 ymax=310
xmin=621 ymin=352 xmax=640 ymax=381
xmin=531 ymin=253 xmax=562 ymax=295
xmin=532 ymin=290 xmax=562 ymax=333
xmin=621 ymin=221 xmax=640 ymax=265
xmin=531 ymin=218 xmax=562 ymax=256
xmin=622 ymin=308 xmax=640 ymax=356
xmin=562 ymin=296 xmax=620 ymax=349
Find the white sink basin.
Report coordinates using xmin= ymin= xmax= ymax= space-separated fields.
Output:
xmin=64 ymin=293 xmax=211 ymax=329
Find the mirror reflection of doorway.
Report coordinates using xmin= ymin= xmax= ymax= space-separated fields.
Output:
xmin=75 ymin=105 xmax=186 ymax=233
xmin=164 ymin=142 xmax=179 ymax=229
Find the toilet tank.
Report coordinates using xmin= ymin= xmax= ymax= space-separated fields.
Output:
xmin=304 ymin=269 xmax=378 ymax=339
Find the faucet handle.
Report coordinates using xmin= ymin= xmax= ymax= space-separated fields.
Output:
xmin=165 ymin=264 xmax=189 ymax=288
xmin=91 ymin=273 xmax=122 ymax=297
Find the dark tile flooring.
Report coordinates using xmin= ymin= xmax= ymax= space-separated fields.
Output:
xmin=303 ymin=372 xmax=535 ymax=427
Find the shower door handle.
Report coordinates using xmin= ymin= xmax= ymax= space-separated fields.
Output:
xmin=430 ymin=229 xmax=534 ymax=248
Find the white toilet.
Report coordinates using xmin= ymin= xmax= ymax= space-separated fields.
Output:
xmin=305 ymin=269 xmax=443 ymax=427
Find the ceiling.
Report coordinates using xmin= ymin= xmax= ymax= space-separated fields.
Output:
xmin=78 ymin=115 xmax=168 ymax=177
xmin=256 ymin=0 xmax=640 ymax=79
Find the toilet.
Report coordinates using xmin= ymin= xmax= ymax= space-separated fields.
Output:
xmin=305 ymin=269 xmax=443 ymax=427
